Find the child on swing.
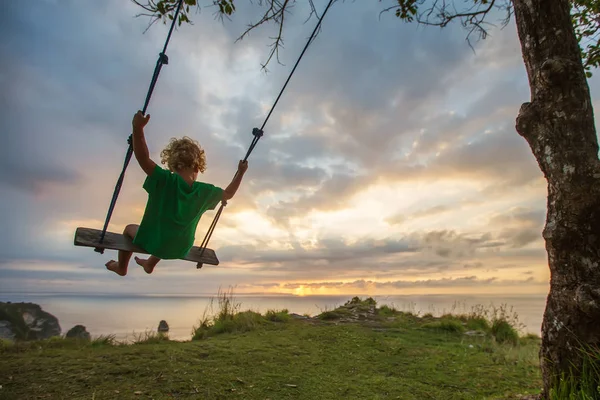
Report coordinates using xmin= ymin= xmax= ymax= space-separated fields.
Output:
xmin=106 ymin=111 xmax=248 ymax=276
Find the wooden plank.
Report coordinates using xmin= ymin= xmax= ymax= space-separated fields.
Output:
xmin=74 ymin=227 xmax=219 ymax=267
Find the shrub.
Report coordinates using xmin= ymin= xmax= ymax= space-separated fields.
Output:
xmin=422 ymin=320 xmax=465 ymax=334
xmin=466 ymin=317 xmax=491 ymax=332
xmin=192 ymin=288 xmax=267 ymax=340
xmin=265 ymin=309 xmax=291 ymax=322
xmin=491 ymin=319 xmax=519 ymax=345
xmin=377 ymin=305 xmax=398 ymax=317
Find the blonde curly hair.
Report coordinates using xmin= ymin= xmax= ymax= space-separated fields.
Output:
xmin=160 ymin=136 xmax=206 ymax=173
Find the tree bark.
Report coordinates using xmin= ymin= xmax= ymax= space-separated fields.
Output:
xmin=512 ymin=0 xmax=600 ymax=396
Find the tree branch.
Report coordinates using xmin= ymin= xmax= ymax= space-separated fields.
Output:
xmin=131 ymin=0 xmax=600 ymax=74
xmin=235 ymin=0 xmax=295 ymax=71
xmin=130 ymin=0 xmax=329 ymax=70
xmin=379 ymin=0 xmax=513 ymax=51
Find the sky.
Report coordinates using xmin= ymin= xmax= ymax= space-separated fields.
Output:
xmin=1 ymin=0 xmax=599 ymax=297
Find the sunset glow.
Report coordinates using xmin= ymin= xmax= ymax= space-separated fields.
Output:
xmin=4 ymin=0 xmax=597 ymax=298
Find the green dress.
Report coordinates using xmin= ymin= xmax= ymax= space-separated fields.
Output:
xmin=133 ymin=165 xmax=224 ymax=259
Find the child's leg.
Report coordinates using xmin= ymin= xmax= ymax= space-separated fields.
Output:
xmin=134 ymin=255 xmax=161 ymax=274
xmin=105 ymin=224 xmax=139 ymax=276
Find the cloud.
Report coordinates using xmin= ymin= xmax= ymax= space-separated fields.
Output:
xmin=419 ymin=230 xmax=499 ymax=259
xmin=386 ymin=205 xmax=451 ymax=226
xmin=0 ymin=0 xmax=559 ymax=296
xmin=488 ymin=207 xmax=546 ymax=248
xmin=489 ymin=207 xmax=546 ymax=227
xmin=217 ymin=235 xmax=417 ymax=266
xmin=249 ymin=103 xmax=542 ymax=230
xmin=249 ymin=276 xmax=541 ymax=291
xmin=216 ymin=227 xmax=537 ymax=278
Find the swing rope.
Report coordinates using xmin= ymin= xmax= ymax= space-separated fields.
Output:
xmin=199 ymin=0 xmax=336 ymax=256
xmin=95 ymin=0 xmax=184 ymax=253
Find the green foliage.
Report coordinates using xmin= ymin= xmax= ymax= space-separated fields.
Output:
xmin=466 ymin=316 xmax=490 ymax=332
xmin=191 ymin=288 xmax=293 ymax=340
xmin=548 ymin=344 xmax=600 ymax=400
xmin=491 ymin=319 xmax=519 ymax=345
xmin=213 ymin=286 xmax=240 ymax=322
xmin=0 ymin=305 xmax=544 ymax=399
xmin=345 ymin=296 xmax=377 ymax=307
xmin=317 ymin=307 xmax=353 ymax=320
xmin=217 ymin=0 xmax=235 ymax=15
xmin=377 ymin=304 xmax=398 ymax=317
xmin=572 ymin=0 xmax=600 ymax=76
xmin=422 ymin=319 xmax=466 ymax=334
xmin=314 ymin=298 xmax=526 ymax=348
xmin=316 ymin=297 xmax=377 ymax=320
xmin=265 ymin=309 xmax=291 ymax=322
xmin=132 ymin=330 xmax=170 ymax=344
xmin=0 ymin=339 xmax=14 ymax=352
xmin=91 ymin=334 xmax=117 ymax=347
xmin=520 ymin=333 xmax=541 ymax=344
xmin=212 ymin=310 xmax=264 ymax=335
xmin=393 ymin=0 xmax=418 ymax=22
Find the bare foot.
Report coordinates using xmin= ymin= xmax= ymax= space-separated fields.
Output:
xmin=135 ymin=256 xmax=156 ymax=274
xmin=105 ymin=260 xmax=126 ymax=276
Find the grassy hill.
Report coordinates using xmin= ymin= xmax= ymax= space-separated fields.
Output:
xmin=0 ymin=296 xmax=543 ymax=400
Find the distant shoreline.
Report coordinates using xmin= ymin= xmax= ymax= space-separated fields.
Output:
xmin=0 ymin=292 xmax=549 ymax=299
xmin=0 ymin=292 xmax=547 ymax=338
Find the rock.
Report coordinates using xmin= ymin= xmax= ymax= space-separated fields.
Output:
xmin=464 ymin=330 xmax=486 ymax=337
xmin=66 ymin=325 xmax=91 ymax=341
xmin=0 ymin=302 xmax=61 ymax=340
xmin=289 ymin=313 xmax=310 ymax=320
xmin=158 ymin=320 xmax=169 ymax=333
xmin=0 ymin=321 xmax=15 ymax=340
xmin=317 ymin=297 xmax=378 ymax=322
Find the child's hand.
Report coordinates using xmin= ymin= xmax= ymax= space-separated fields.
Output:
xmin=237 ymin=160 xmax=248 ymax=174
xmin=132 ymin=111 xmax=150 ymax=132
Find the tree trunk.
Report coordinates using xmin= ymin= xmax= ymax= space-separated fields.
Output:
xmin=512 ymin=0 xmax=600 ymax=396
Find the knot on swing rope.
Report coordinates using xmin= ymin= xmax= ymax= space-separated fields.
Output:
xmin=252 ymin=128 xmax=264 ymax=138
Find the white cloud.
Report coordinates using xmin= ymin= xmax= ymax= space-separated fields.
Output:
xmin=1 ymin=0 xmax=579 ymax=296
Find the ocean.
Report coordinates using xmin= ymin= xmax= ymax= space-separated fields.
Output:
xmin=0 ymin=293 xmax=547 ymax=341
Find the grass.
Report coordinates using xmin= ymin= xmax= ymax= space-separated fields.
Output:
xmin=377 ymin=304 xmax=398 ymax=317
xmin=317 ymin=307 xmax=353 ymax=320
xmin=0 ymin=293 xmax=545 ymax=400
xmin=265 ymin=309 xmax=292 ymax=323
xmin=492 ymin=319 xmax=520 ymax=345
xmin=91 ymin=334 xmax=118 ymax=347
xmin=422 ymin=319 xmax=466 ymax=333
xmin=466 ymin=316 xmax=491 ymax=332
xmin=548 ymin=343 xmax=600 ymax=400
xmin=191 ymin=288 xmax=270 ymax=340
xmin=131 ymin=330 xmax=170 ymax=344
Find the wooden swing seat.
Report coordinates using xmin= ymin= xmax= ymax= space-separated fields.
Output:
xmin=74 ymin=227 xmax=219 ymax=269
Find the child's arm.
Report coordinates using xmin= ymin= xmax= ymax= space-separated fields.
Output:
xmin=223 ymin=160 xmax=249 ymax=201
xmin=132 ymin=111 xmax=157 ymax=176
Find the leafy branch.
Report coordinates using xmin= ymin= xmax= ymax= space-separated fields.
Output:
xmin=131 ymin=0 xmax=197 ymax=32
xmin=571 ymin=0 xmax=600 ymax=76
